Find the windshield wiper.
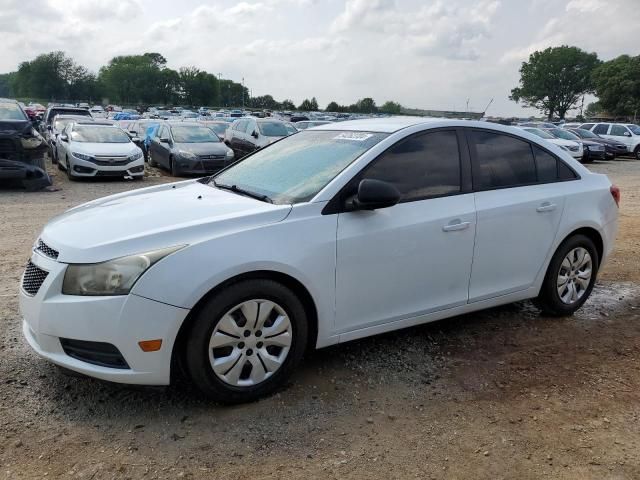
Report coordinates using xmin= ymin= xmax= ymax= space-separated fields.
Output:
xmin=212 ymin=179 xmax=273 ymax=203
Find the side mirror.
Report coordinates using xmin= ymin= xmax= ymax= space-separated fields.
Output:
xmin=160 ymin=137 xmax=170 ymax=144
xmin=129 ymin=130 xmax=137 ymax=135
xmin=47 ymin=125 xmax=52 ymax=131
xmin=60 ymin=134 xmax=68 ymax=142
xmin=251 ymin=130 xmax=259 ymax=138
xmin=624 ymin=131 xmax=631 ymax=137
xmin=346 ymin=179 xmax=401 ymax=211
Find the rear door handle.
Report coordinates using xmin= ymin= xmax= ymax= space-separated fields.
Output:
xmin=536 ymin=202 xmax=557 ymax=213
xmin=442 ymin=220 xmax=471 ymax=232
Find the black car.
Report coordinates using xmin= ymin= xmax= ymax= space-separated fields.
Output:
xmin=0 ymin=98 xmax=51 ymax=190
xmin=148 ymin=122 xmax=235 ymax=176
xmin=568 ymin=129 xmax=628 ymax=159
xmin=41 ymin=106 xmax=92 ymax=134
xmin=544 ymin=128 xmax=606 ymax=162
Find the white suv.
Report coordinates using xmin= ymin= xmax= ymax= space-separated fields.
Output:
xmin=586 ymin=123 xmax=640 ymax=159
xmin=21 ymin=118 xmax=619 ymax=403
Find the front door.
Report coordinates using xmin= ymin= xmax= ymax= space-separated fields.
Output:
xmin=335 ymin=130 xmax=476 ymax=333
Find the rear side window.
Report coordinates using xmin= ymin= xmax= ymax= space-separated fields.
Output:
xmin=362 ymin=130 xmax=461 ymax=202
xmin=593 ymin=124 xmax=609 ymax=135
xmin=610 ymin=125 xmax=629 ymax=136
xmin=533 ymin=147 xmax=577 ymax=182
xmin=468 ymin=130 xmax=536 ymax=190
xmin=580 ymin=123 xmax=595 ymax=130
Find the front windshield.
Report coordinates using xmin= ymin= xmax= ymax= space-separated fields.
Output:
xmin=0 ymin=102 xmax=27 ymax=121
xmin=525 ymin=128 xmax=555 ymax=139
xmin=208 ymin=124 xmax=228 ymax=136
xmin=258 ymin=121 xmax=289 ymax=137
xmin=573 ymin=128 xmax=598 ymax=139
xmin=171 ymin=126 xmax=220 ymax=143
xmin=70 ymin=126 xmax=130 ymax=143
xmin=627 ymin=125 xmax=640 ymax=135
xmin=212 ymin=130 xmax=389 ymax=204
xmin=53 ymin=118 xmax=77 ymax=131
xmin=549 ymin=129 xmax=579 ymax=141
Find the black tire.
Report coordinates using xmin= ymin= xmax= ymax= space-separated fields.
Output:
xmin=185 ymin=279 xmax=308 ymax=404
xmin=634 ymin=146 xmax=640 ymax=161
xmin=170 ymin=156 xmax=180 ymax=177
xmin=535 ymin=234 xmax=599 ymax=316
xmin=30 ymin=155 xmax=46 ymax=171
xmin=65 ymin=156 xmax=77 ymax=181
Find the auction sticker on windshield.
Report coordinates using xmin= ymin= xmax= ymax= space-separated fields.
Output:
xmin=333 ymin=132 xmax=374 ymax=141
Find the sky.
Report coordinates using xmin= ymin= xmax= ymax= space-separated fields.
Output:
xmin=0 ymin=0 xmax=638 ymax=116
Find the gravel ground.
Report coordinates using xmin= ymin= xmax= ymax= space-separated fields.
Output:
xmin=1 ymin=157 xmax=640 ymax=479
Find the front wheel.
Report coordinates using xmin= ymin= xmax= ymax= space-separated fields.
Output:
xmin=634 ymin=146 xmax=640 ymax=161
xmin=185 ymin=279 xmax=308 ymax=403
xmin=170 ymin=157 xmax=180 ymax=177
xmin=535 ymin=234 xmax=599 ymax=316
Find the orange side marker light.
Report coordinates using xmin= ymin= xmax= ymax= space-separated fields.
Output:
xmin=138 ymin=339 xmax=163 ymax=352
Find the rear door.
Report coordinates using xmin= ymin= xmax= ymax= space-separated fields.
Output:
xmin=467 ymin=129 xmax=572 ymax=301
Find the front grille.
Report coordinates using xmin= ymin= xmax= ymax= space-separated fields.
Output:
xmin=92 ymin=156 xmax=131 ymax=166
xmin=36 ymin=239 xmax=59 ymax=259
xmin=59 ymin=338 xmax=130 ymax=369
xmin=0 ymin=139 xmax=17 ymax=154
xmin=22 ymin=261 xmax=49 ymax=296
xmin=198 ymin=154 xmax=226 ymax=160
xmin=96 ymin=170 xmax=127 ymax=177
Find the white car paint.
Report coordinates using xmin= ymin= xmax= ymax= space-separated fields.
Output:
xmin=21 ymin=117 xmax=618 ymax=385
xmin=587 ymin=123 xmax=640 ymax=155
xmin=56 ymin=123 xmax=144 ymax=178
xmin=521 ymin=127 xmax=583 ymax=159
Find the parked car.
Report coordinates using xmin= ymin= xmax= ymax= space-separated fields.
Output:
xmin=55 ymin=121 xmax=144 ymax=180
xmin=567 ymin=128 xmax=628 ymax=159
xmin=225 ymin=118 xmax=290 ymax=158
xmin=148 ymin=122 xmax=234 ymax=176
xmin=20 ymin=118 xmax=619 ymax=403
xmin=518 ymin=121 xmax=556 ymax=128
xmin=583 ymin=123 xmax=640 ymax=159
xmin=521 ymin=127 xmax=583 ymax=159
xmin=0 ymin=98 xmax=51 ymax=190
xmin=41 ymin=106 xmax=92 ymax=134
xmin=294 ymin=120 xmax=332 ymax=130
xmin=46 ymin=115 xmax=95 ymax=163
xmin=543 ymin=128 xmax=605 ymax=163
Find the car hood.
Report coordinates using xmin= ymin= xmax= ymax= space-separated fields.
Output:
xmin=590 ymin=137 xmax=626 ymax=147
xmin=580 ymin=139 xmax=603 ymax=147
xmin=70 ymin=141 xmax=139 ymax=156
xmin=173 ymin=142 xmax=230 ymax=155
xmin=548 ymin=138 xmax=579 ymax=147
xmin=0 ymin=120 xmax=32 ymax=136
xmin=41 ymin=180 xmax=292 ymax=263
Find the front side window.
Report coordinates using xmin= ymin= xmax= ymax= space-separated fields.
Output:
xmin=70 ymin=126 xmax=131 ymax=143
xmin=0 ymin=102 xmax=27 ymax=121
xmin=469 ymin=130 xmax=536 ymax=190
xmin=245 ymin=121 xmax=257 ymax=134
xmin=361 ymin=130 xmax=461 ymax=201
xmin=212 ymin=130 xmax=388 ymax=204
xmin=610 ymin=125 xmax=629 ymax=136
xmin=580 ymin=123 xmax=595 ymax=130
xmin=235 ymin=120 xmax=248 ymax=132
xmin=593 ymin=124 xmax=610 ymax=135
xmin=627 ymin=124 xmax=640 ymax=135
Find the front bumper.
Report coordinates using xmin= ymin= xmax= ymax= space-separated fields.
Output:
xmin=69 ymin=156 xmax=145 ymax=178
xmin=174 ymin=156 xmax=231 ymax=175
xmin=19 ymin=251 xmax=189 ymax=385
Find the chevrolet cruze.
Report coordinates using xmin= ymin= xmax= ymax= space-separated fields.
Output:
xmin=20 ymin=118 xmax=619 ymax=403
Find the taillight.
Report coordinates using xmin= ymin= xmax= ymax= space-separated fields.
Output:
xmin=610 ymin=185 xmax=620 ymax=207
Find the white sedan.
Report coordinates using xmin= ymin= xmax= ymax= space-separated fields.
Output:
xmin=521 ymin=127 xmax=583 ymax=159
xmin=21 ymin=118 xmax=618 ymax=403
xmin=56 ymin=121 xmax=145 ymax=180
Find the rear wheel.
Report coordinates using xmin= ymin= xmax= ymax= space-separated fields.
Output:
xmin=185 ymin=279 xmax=308 ymax=403
xmin=535 ymin=234 xmax=599 ymax=316
xmin=170 ymin=156 xmax=179 ymax=177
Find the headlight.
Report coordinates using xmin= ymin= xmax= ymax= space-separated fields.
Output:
xmin=568 ymin=145 xmax=579 ymax=152
xmin=225 ymin=149 xmax=234 ymax=158
xmin=128 ymin=151 xmax=143 ymax=161
xmin=72 ymin=152 xmax=94 ymax=161
xmin=62 ymin=246 xmax=184 ymax=296
xmin=21 ymin=129 xmax=43 ymax=149
xmin=178 ymin=150 xmax=197 ymax=160
xmin=560 ymin=145 xmax=569 ymax=151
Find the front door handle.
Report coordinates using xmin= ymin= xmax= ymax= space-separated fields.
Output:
xmin=536 ymin=202 xmax=557 ymax=213
xmin=442 ymin=220 xmax=471 ymax=232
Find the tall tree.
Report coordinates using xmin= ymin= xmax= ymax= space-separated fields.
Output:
xmin=510 ymin=46 xmax=600 ymax=119
xmin=380 ymin=101 xmax=402 ymax=114
xmin=592 ymin=55 xmax=640 ymax=118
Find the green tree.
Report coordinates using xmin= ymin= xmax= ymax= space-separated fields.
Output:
xmin=326 ymin=101 xmax=341 ymax=112
xmin=592 ymin=55 xmax=640 ymax=118
xmin=584 ymin=101 xmax=603 ymax=118
xmin=179 ymin=67 xmax=219 ymax=106
xmin=281 ymin=99 xmax=296 ymax=110
xmin=354 ymin=97 xmax=377 ymax=114
xmin=510 ymin=46 xmax=600 ymax=119
xmin=298 ymin=97 xmax=318 ymax=110
xmin=380 ymin=101 xmax=402 ymax=114
xmin=0 ymin=72 xmax=16 ymax=97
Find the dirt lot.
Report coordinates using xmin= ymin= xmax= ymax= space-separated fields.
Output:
xmin=1 ymin=157 xmax=640 ymax=479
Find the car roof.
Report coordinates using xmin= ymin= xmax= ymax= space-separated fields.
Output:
xmin=54 ymin=114 xmax=95 ymax=120
xmin=311 ymin=116 xmax=488 ymax=133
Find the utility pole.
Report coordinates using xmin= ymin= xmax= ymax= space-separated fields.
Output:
xmin=242 ymin=77 xmax=245 ymax=109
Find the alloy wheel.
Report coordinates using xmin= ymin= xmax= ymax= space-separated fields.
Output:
xmin=557 ymin=247 xmax=592 ymax=304
xmin=208 ymin=299 xmax=292 ymax=387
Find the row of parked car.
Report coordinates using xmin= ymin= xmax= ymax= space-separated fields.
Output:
xmin=517 ymin=121 xmax=639 ymax=162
